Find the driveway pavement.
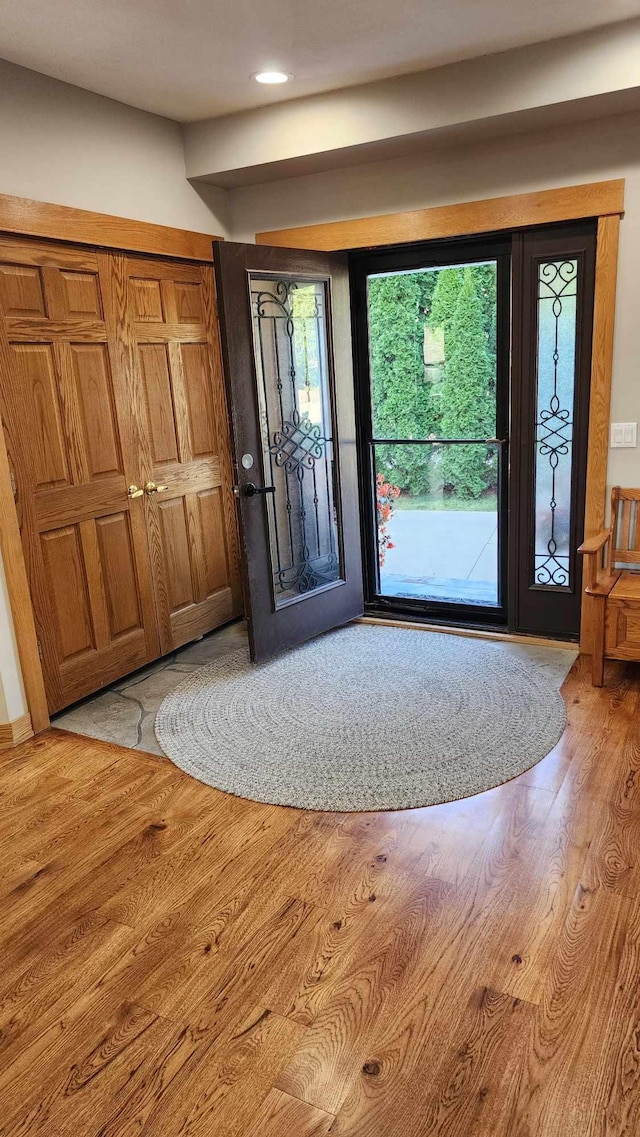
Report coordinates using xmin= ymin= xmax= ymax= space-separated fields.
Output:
xmin=379 ymin=509 xmax=498 ymax=606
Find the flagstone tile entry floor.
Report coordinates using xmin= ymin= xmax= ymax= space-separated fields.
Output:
xmin=53 ymin=620 xmax=247 ymax=754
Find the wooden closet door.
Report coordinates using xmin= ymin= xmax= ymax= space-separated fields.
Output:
xmin=0 ymin=237 xmax=160 ymax=712
xmin=126 ymin=256 xmax=241 ymax=653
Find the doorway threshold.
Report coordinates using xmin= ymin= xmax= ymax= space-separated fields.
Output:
xmin=357 ymin=613 xmax=578 ymax=652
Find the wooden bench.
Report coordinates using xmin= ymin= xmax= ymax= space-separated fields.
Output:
xmin=579 ymin=486 xmax=640 ymax=685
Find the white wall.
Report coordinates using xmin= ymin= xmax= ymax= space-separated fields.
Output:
xmin=229 ymin=108 xmax=640 ymax=494
xmin=0 ymin=58 xmax=231 ymax=726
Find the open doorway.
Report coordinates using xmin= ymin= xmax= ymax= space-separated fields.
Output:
xmin=352 ymin=222 xmax=596 ymax=639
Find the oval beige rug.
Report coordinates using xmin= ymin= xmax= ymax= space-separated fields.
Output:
xmin=155 ymin=624 xmax=576 ymax=812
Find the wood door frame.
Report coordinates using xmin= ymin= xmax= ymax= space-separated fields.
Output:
xmin=0 ymin=193 xmax=224 ymax=738
xmin=257 ymin=181 xmax=624 ymax=654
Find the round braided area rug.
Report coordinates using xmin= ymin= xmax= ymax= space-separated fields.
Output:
xmin=155 ymin=624 xmax=575 ymax=812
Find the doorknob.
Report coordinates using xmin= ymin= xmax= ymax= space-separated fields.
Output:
xmin=243 ymin=483 xmax=276 ymax=497
xmin=145 ymin=481 xmax=168 ymax=495
xmin=127 ymin=484 xmax=144 ymax=498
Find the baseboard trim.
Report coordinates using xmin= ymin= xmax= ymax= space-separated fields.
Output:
xmin=356 ymin=616 xmax=576 ymax=652
xmin=0 ymin=712 xmax=33 ymax=749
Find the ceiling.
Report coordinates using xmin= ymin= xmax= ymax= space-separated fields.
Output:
xmin=1 ymin=0 xmax=640 ymax=122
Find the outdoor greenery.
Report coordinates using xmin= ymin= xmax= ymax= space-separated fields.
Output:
xmin=368 ymin=261 xmax=497 ymax=502
xmin=393 ymin=493 xmax=497 ymax=512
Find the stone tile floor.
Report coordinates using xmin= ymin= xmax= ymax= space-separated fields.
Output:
xmin=53 ymin=620 xmax=247 ymax=755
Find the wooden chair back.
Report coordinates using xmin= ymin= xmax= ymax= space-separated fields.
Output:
xmin=610 ymin=487 xmax=640 ymax=567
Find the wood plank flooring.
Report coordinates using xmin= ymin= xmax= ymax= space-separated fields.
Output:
xmin=1 ymin=652 xmax=639 ymax=1134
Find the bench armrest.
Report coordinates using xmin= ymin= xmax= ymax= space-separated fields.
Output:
xmin=578 ymin=530 xmax=611 ymax=555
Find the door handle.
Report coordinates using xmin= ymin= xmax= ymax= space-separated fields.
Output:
xmin=145 ymin=481 xmax=168 ymax=495
xmin=485 ymin=438 xmax=507 ymax=445
xmin=242 ymin=483 xmax=276 ymax=497
xmin=127 ymin=484 xmax=144 ymax=499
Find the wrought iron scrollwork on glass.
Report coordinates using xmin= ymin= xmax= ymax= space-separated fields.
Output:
xmin=271 ymin=410 xmax=327 ymax=473
xmin=533 ymin=259 xmax=578 ymax=589
xmin=250 ymin=276 xmax=341 ymax=605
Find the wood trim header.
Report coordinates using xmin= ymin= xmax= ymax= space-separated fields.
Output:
xmin=256 ymin=180 xmax=625 ymax=251
xmin=0 ymin=192 xmax=221 ymax=261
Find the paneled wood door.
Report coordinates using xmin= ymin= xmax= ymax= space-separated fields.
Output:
xmin=0 ymin=237 xmax=159 ymax=711
xmin=0 ymin=236 xmax=241 ymax=712
xmin=125 ymin=255 xmax=240 ymax=653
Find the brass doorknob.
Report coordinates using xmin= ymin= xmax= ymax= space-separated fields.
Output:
xmin=145 ymin=481 xmax=168 ymax=495
xmin=127 ymin=484 xmax=144 ymax=498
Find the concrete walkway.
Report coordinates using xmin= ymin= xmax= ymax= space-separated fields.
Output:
xmin=380 ymin=509 xmax=498 ymax=605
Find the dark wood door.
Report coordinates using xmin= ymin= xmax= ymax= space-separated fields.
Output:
xmin=512 ymin=221 xmax=596 ymax=638
xmin=214 ymin=242 xmax=363 ymax=660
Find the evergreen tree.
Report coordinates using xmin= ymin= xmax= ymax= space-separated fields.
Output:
xmin=427 ymin=265 xmax=464 ymax=351
xmin=368 ymin=272 xmax=438 ymax=494
xmin=368 ymin=262 xmax=498 ymax=501
xmin=439 ymin=267 xmax=495 ymax=497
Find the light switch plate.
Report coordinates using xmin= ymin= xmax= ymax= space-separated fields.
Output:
xmin=610 ymin=422 xmax=638 ymax=448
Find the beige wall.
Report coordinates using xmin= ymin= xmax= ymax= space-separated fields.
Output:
xmin=0 ymin=58 xmax=230 ymax=727
xmin=229 ymin=108 xmax=640 ymax=493
xmin=0 ymin=57 xmax=229 ymax=234
xmin=185 ymin=21 xmax=640 ymax=186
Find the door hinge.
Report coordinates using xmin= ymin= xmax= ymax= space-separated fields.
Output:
xmin=9 ymin=469 xmax=17 ymax=500
xmin=36 ymin=638 xmax=43 ymax=661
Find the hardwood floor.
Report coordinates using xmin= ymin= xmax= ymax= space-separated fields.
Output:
xmin=1 ymin=652 xmax=639 ymax=1135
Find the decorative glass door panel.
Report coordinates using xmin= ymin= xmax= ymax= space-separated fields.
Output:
xmin=533 ymin=259 xmax=578 ymax=590
xmin=250 ymin=276 xmax=342 ymax=606
xmin=214 ymin=243 xmax=362 ymax=662
xmin=515 ymin=222 xmax=596 ymax=638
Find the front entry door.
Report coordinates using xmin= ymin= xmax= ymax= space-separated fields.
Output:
xmin=351 ymin=237 xmax=511 ymax=627
xmin=214 ymin=243 xmax=363 ymax=660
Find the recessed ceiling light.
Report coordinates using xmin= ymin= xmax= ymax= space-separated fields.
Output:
xmin=253 ymin=70 xmax=291 ymax=85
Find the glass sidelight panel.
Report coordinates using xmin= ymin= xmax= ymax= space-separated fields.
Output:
xmin=375 ymin=442 xmax=500 ymax=607
xmin=250 ymin=276 xmax=342 ymax=607
xmin=533 ymin=259 xmax=578 ymax=589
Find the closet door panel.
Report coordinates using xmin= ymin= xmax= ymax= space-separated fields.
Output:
xmin=0 ymin=238 xmax=159 ymax=712
xmin=126 ymin=256 xmax=241 ymax=653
